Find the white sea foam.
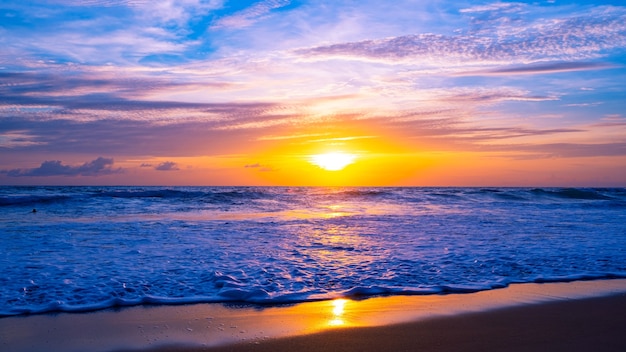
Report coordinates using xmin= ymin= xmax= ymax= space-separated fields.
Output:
xmin=1 ymin=186 xmax=625 ymax=316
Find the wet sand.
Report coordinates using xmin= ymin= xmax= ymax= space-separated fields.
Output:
xmin=1 ymin=280 xmax=626 ymax=352
xmin=199 ymin=292 xmax=626 ymax=352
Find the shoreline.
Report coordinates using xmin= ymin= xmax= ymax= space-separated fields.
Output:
xmin=1 ymin=279 xmax=626 ymax=352
xmin=200 ymin=292 xmax=626 ymax=352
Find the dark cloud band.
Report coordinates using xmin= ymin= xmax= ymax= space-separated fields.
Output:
xmin=2 ymin=157 xmax=122 ymax=177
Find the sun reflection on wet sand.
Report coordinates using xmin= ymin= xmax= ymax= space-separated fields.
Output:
xmin=329 ymin=299 xmax=348 ymax=326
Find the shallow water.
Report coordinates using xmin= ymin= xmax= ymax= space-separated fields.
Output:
xmin=1 ymin=186 xmax=625 ymax=316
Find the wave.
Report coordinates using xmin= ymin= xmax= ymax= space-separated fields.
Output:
xmin=453 ymin=187 xmax=624 ymax=203
xmin=96 ymin=188 xmax=271 ymax=201
xmin=0 ymin=194 xmax=73 ymax=207
xmin=337 ymin=189 xmax=394 ymax=197
xmin=529 ymin=188 xmax=615 ymax=200
xmin=3 ymin=187 xmax=624 ymax=208
xmin=0 ymin=187 xmax=278 ymax=207
xmin=304 ymin=188 xmax=395 ymax=199
xmin=2 ymin=273 xmax=625 ymax=317
xmin=387 ymin=187 xmax=624 ymax=204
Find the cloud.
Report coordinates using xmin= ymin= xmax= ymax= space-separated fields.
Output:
xmin=2 ymin=157 xmax=122 ymax=177
xmin=0 ymin=68 xmax=280 ymax=125
xmin=257 ymin=132 xmax=330 ymax=141
xmin=455 ymin=62 xmax=618 ymax=76
xmin=0 ymin=83 xmax=566 ymax=159
xmin=0 ymin=1 xmax=224 ymax=66
xmin=401 ymin=120 xmax=584 ymax=144
xmin=0 ymin=69 xmax=235 ymax=106
xmin=211 ymin=0 xmax=291 ymax=29
xmin=564 ymin=102 xmax=603 ymax=108
xmin=434 ymin=87 xmax=559 ymax=103
xmin=482 ymin=142 xmax=626 ymax=159
xmin=0 ymin=117 xmax=268 ymax=157
xmin=591 ymin=115 xmax=626 ymax=127
xmin=459 ymin=2 xmax=525 ymax=14
xmin=155 ymin=161 xmax=180 ymax=171
xmin=244 ymin=163 xmax=276 ymax=172
xmin=294 ymin=6 xmax=626 ymax=68
xmin=53 ymin=1 xmax=151 ymax=7
xmin=0 ymin=130 xmax=45 ymax=148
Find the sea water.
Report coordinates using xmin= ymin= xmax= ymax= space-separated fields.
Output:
xmin=1 ymin=186 xmax=625 ymax=316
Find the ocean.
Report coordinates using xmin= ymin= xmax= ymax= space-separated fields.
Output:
xmin=1 ymin=186 xmax=625 ymax=316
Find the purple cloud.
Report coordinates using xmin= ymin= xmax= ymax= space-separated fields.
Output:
xmin=295 ymin=7 xmax=626 ymax=66
xmin=456 ymin=62 xmax=618 ymax=77
xmin=155 ymin=161 xmax=179 ymax=171
xmin=2 ymin=157 xmax=122 ymax=177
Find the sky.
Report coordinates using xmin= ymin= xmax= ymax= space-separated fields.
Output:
xmin=1 ymin=0 xmax=625 ymax=186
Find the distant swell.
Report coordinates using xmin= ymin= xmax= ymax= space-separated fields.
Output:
xmin=2 ymin=187 xmax=624 ymax=208
xmin=530 ymin=188 xmax=615 ymax=200
xmin=0 ymin=195 xmax=73 ymax=207
xmin=96 ymin=189 xmax=271 ymax=202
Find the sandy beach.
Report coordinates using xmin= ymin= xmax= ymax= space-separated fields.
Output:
xmin=200 ymin=292 xmax=626 ymax=352
xmin=1 ymin=279 xmax=626 ymax=352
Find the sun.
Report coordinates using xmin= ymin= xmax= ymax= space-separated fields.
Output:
xmin=309 ymin=152 xmax=357 ymax=171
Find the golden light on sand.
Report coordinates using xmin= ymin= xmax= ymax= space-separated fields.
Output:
xmin=329 ymin=298 xmax=348 ymax=326
xmin=309 ymin=152 xmax=356 ymax=171
xmin=333 ymin=298 xmax=347 ymax=316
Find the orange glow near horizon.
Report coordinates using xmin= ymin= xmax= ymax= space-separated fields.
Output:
xmin=240 ymin=129 xmax=432 ymax=186
xmin=245 ymin=150 xmax=428 ymax=186
xmin=104 ymin=130 xmax=626 ymax=187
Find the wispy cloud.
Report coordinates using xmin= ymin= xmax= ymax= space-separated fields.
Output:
xmin=257 ymin=132 xmax=330 ymax=141
xmin=0 ymin=67 xmax=278 ymax=125
xmin=211 ymin=0 xmax=291 ymax=29
xmin=0 ymin=118 xmax=261 ymax=157
xmin=481 ymin=142 xmax=626 ymax=159
xmin=245 ymin=163 xmax=277 ymax=172
xmin=459 ymin=2 xmax=525 ymax=14
xmin=0 ymin=131 xmax=45 ymax=148
xmin=564 ymin=102 xmax=603 ymax=108
xmin=294 ymin=5 xmax=626 ymax=70
xmin=456 ymin=62 xmax=618 ymax=76
xmin=592 ymin=114 xmax=626 ymax=127
xmin=0 ymin=1 xmax=223 ymax=65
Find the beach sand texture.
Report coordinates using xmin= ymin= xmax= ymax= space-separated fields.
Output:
xmin=1 ymin=280 xmax=626 ymax=352
xmin=202 ymin=292 xmax=626 ymax=352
